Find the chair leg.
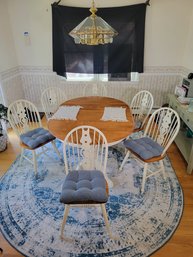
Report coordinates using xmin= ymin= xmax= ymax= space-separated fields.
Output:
xmin=60 ymin=205 xmax=70 ymax=239
xmin=101 ymin=204 xmax=112 ymax=238
xmin=160 ymin=160 xmax=166 ymax=179
xmin=119 ymin=150 xmax=130 ymax=171
xmin=32 ymin=150 xmax=37 ymax=175
xmin=19 ymin=148 xmax=24 ymax=166
xmin=141 ymin=163 xmax=148 ymax=193
xmin=51 ymin=141 xmax=61 ymax=159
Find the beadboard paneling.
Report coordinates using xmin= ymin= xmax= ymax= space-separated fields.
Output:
xmin=0 ymin=67 xmax=24 ymax=106
xmin=0 ymin=65 xmax=188 ymax=110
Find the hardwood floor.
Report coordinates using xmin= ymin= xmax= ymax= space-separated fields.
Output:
xmin=0 ymin=128 xmax=193 ymax=257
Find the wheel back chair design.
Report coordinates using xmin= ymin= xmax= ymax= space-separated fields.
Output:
xmin=83 ymin=83 xmax=107 ymax=96
xmin=41 ymin=87 xmax=67 ymax=120
xmin=119 ymin=107 xmax=180 ymax=193
xmin=8 ymin=99 xmax=61 ymax=175
xmin=60 ymin=125 xmax=113 ymax=239
xmin=130 ymin=90 xmax=154 ymax=132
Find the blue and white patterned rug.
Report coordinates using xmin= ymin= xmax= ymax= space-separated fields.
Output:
xmin=0 ymin=140 xmax=183 ymax=257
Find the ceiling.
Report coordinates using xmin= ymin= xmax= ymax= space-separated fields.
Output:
xmin=53 ymin=0 xmax=147 ymax=8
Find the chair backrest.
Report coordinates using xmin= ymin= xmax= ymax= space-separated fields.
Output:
xmin=144 ymin=107 xmax=180 ymax=155
xmin=63 ymin=125 xmax=108 ymax=175
xmin=130 ymin=90 xmax=154 ymax=128
xmin=83 ymin=83 xmax=107 ymax=96
xmin=41 ymin=87 xmax=67 ymax=119
xmin=8 ymin=99 xmax=41 ymax=137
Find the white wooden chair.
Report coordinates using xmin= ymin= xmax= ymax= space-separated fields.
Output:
xmin=41 ymin=87 xmax=67 ymax=120
xmin=130 ymin=90 xmax=154 ymax=132
xmin=8 ymin=99 xmax=61 ymax=175
xmin=60 ymin=125 xmax=112 ymax=239
xmin=119 ymin=107 xmax=180 ymax=193
xmin=83 ymin=83 xmax=107 ymax=96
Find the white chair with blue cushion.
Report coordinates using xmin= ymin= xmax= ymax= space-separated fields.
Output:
xmin=8 ymin=99 xmax=61 ymax=175
xmin=130 ymin=90 xmax=154 ymax=132
xmin=83 ymin=83 xmax=107 ymax=96
xmin=41 ymin=87 xmax=67 ymax=120
xmin=119 ymin=107 xmax=180 ymax=193
xmin=60 ymin=125 xmax=112 ymax=239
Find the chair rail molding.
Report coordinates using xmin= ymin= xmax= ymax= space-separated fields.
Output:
xmin=0 ymin=65 xmax=188 ymax=109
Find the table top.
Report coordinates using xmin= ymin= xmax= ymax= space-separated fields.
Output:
xmin=48 ymin=96 xmax=134 ymax=145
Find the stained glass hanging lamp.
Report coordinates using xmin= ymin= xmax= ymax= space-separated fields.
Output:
xmin=69 ymin=0 xmax=118 ymax=45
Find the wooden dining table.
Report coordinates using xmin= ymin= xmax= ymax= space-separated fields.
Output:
xmin=48 ymin=96 xmax=134 ymax=146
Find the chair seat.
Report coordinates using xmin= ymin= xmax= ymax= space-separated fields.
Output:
xmin=124 ymin=137 xmax=164 ymax=160
xmin=20 ymin=127 xmax=55 ymax=149
xmin=60 ymin=170 xmax=108 ymax=204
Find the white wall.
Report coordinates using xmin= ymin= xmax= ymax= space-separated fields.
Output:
xmin=7 ymin=0 xmax=52 ymax=67
xmin=183 ymin=5 xmax=193 ymax=70
xmin=0 ymin=0 xmax=18 ymax=72
xmin=57 ymin=0 xmax=148 ymax=8
xmin=2 ymin=0 xmax=193 ymax=69
xmin=144 ymin=0 xmax=193 ymax=67
xmin=1 ymin=0 xmax=192 ymax=110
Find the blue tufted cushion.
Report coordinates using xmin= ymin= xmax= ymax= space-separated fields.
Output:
xmin=124 ymin=137 xmax=164 ymax=160
xmin=60 ymin=170 xmax=108 ymax=204
xmin=20 ymin=127 xmax=55 ymax=149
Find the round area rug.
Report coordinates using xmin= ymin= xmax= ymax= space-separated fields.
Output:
xmin=0 ymin=140 xmax=183 ymax=257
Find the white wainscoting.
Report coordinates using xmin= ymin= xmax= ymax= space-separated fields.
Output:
xmin=0 ymin=67 xmax=24 ymax=106
xmin=0 ymin=65 xmax=189 ymax=110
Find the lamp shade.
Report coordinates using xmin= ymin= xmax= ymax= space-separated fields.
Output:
xmin=69 ymin=1 xmax=118 ymax=45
